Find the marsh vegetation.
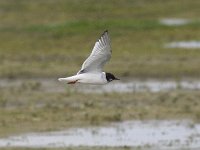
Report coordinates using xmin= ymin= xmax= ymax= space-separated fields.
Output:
xmin=0 ymin=0 xmax=200 ymax=149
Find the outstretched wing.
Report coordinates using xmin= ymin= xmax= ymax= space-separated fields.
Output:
xmin=77 ymin=30 xmax=111 ymax=74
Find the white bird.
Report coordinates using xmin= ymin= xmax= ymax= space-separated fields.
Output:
xmin=58 ymin=30 xmax=119 ymax=85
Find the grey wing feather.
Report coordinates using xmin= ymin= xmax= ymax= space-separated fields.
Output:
xmin=77 ymin=30 xmax=111 ymax=74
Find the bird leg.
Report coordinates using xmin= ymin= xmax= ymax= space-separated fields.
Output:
xmin=67 ymin=80 xmax=78 ymax=84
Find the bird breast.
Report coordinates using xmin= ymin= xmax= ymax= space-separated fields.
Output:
xmin=76 ymin=72 xmax=107 ymax=84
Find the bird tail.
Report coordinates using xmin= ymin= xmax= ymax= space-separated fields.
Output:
xmin=58 ymin=78 xmax=67 ymax=82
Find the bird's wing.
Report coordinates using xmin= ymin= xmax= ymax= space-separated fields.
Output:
xmin=77 ymin=30 xmax=111 ymax=74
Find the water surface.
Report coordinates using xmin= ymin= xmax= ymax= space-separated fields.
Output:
xmin=0 ymin=120 xmax=200 ymax=149
xmin=1 ymin=78 xmax=200 ymax=93
xmin=165 ymin=41 xmax=200 ymax=49
xmin=160 ymin=18 xmax=190 ymax=26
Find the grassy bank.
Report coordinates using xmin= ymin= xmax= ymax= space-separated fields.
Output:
xmin=0 ymin=0 xmax=200 ymax=78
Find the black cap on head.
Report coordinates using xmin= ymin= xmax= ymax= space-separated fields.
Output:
xmin=105 ymin=72 xmax=120 ymax=82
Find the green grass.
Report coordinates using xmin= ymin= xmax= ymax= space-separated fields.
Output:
xmin=0 ymin=0 xmax=200 ymax=78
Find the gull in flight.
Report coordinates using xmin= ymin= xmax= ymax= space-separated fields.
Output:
xmin=58 ymin=30 xmax=119 ymax=84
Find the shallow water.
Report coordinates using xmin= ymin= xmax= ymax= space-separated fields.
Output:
xmin=165 ymin=41 xmax=200 ymax=49
xmin=160 ymin=18 xmax=190 ymax=26
xmin=1 ymin=78 xmax=200 ymax=93
xmin=77 ymin=80 xmax=200 ymax=93
xmin=0 ymin=120 xmax=200 ymax=149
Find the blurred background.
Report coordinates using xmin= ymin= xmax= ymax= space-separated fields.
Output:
xmin=0 ymin=0 xmax=200 ymax=149
xmin=0 ymin=0 xmax=200 ymax=78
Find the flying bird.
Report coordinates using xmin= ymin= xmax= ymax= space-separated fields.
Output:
xmin=58 ymin=30 xmax=119 ymax=84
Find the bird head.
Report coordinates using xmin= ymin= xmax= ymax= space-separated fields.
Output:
xmin=105 ymin=72 xmax=120 ymax=82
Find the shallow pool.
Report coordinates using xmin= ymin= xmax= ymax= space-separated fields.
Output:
xmin=0 ymin=120 xmax=200 ymax=149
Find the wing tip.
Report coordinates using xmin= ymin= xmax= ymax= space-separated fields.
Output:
xmin=100 ymin=30 xmax=109 ymax=40
xmin=103 ymin=30 xmax=108 ymax=35
xmin=96 ymin=30 xmax=109 ymax=43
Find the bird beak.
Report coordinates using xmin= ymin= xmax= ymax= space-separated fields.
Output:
xmin=115 ymin=78 xmax=120 ymax=80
